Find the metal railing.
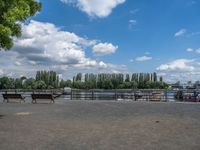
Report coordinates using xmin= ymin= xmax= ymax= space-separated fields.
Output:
xmin=1 ymin=89 xmax=200 ymax=102
xmin=71 ymin=89 xmax=200 ymax=102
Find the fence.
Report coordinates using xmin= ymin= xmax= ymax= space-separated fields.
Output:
xmin=71 ymin=89 xmax=200 ymax=102
xmin=0 ymin=89 xmax=200 ymax=102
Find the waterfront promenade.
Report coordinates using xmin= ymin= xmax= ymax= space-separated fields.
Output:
xmin=0 ymin=97 xmax=200 ymax=150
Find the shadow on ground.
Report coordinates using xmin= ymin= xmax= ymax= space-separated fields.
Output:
xmin=0 ymin=115 xmax=4 ymax=119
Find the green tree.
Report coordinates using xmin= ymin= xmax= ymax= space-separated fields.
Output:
xmin=14 ymin=78 xmax=22 ymax=88
xmin=0 ymin=0 xmax=41 ymax=50
xmin=32 ymin=80 xmax=47 ymax=89
xmin=159 ymin=76 xmax=163 ymax=82
xmin=35 ymin=70 xmax=59 ymax=88
xmin=65 ymin=80 xmax=72 ymax=87
xmin=125 ymin=74 xmax=130 ymax=82
xmin=0 ymin=77 xmax=15 ymax=89
xmin=23 ymin=78 xmax=35 ymax=89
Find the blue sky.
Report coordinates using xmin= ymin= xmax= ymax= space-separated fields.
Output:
xmin=0 ymin=0 xmax=200 ymax=82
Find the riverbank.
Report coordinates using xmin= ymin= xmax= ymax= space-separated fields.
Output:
xmin=0 ymin=100 xmax=200 ymax=150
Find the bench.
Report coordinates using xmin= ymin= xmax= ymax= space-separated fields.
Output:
xmin=2 ymin=94 xmax=25 ymax=103
xmin=134 ymin=94 xmax=143 ymax=101
xmin=31 ymin=94 xmax=55 ymax=104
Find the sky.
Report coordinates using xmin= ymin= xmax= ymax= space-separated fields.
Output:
xmin=0 ymin=0 xmax=200 ymax=83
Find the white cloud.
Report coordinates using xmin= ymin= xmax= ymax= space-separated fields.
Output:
xmin=129 ymin=19 xmax=137 ymax=29
xmin=60 ymin=0 xmax=126 ymax=18
xmin=196 ymin=48 xmax=200 ymax=53
xmin=157 ymin=59 xmax=195 ymax=72
xmin=15 ymin=61 xmax=22 ymax=66
xmin=129 ymin=9 xmax=140 ymax=15
xmin=92 ymin=42 xmax=118 ymax=56
xmin=0 ymin=20 xmax=126 ymax=79
xmin=157 ymin=59 xmax=200 ymax=82
xmin=0 ymin=69 xmax=4 ymax=76
xmin=99 ymin=61 xmax=108 ymax=69
xmin=144 ymin=52 xmax=150 ymax=55
xmin=129 ymin=20 xmax=137 ymax=24
xmin=186 ymin=48 xmax=193 ymax=52
xmin=186 ymin=48 xmax=200 ymax=53
xmin=187 ymin=32 xmax=200 ymax=37
xmin=174 ymin=28 xmax=187 ymax=37
xmin=135 ymin=56 xmax=152 ymax=62
xmin=13 ymin=20 xmax=96 ymax=66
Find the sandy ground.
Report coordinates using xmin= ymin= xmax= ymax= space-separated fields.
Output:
xmin=0 ymin=97 xmax=200 ymax=150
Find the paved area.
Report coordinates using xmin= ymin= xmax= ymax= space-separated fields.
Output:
xmin=0 ymin=98 xmax=200 ymax=150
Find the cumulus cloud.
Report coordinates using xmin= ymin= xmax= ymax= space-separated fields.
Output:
xmin=92 ymin=42 xmax=118 ymax=56
xmin=174 ymin=28 xmax=187 ymax=37
xmin=135 ymin=56 xmax=152 ymax=62
xmin=0 ymin=20 xmax=126 ymax=79
xmin=60 ymin=0 xmax=126 ymax=18
xmin=12 ymin=20 xmax=97 ymax=66
xmin=157 ymin=59 xmax=195 ymax=72
xmin=99 ymin=61 xmax=108 ymax=69
xmin=156 ymin=59 xmax=200 ymax=82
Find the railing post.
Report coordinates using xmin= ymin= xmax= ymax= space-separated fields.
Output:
xmin=92 ymin=90 xmax=94 ymax=100
xmin=71 ymin=89 xmax=73 ymax=100
xmin=165 ymin=90 xmax=168 ymax=102
xmin=115 ymin=89 xmax=117 ymax=100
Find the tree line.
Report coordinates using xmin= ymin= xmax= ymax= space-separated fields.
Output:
xmin=71 ymin=72 xmax=168 ymax=89
xmin=0 ymin=71 xmax=168 ymax=89
xmin=0 ymin=71 xmax=60 ymax=89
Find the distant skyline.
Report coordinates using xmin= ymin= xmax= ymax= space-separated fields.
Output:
xmin=0 ymin=0 xmax=200 ymax=82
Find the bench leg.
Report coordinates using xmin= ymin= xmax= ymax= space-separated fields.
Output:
xmin=20 ymin=99 xmax=25 ymax=104
xmin=32 ymin=99 xmax=36 ymax=104
xmin=50 ymin=99 xmax=54 ymax=104
xmin=3 ymin=98 xmax=7 ymax=103
xmin=6 ymin=99 xmax=9 ymax=103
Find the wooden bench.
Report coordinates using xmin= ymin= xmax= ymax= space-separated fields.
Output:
xmin=31 ymin=94 xmax=55 ymax=104
xmin=2 ymin=94 xmax=25 ymax=103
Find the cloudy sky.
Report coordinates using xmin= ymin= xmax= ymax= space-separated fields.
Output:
xmin=0 ymin=0 xmax=200 ymax=82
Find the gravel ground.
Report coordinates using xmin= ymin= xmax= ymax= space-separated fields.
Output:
xmin=0 ymin=97 xmax=200 ymax=150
